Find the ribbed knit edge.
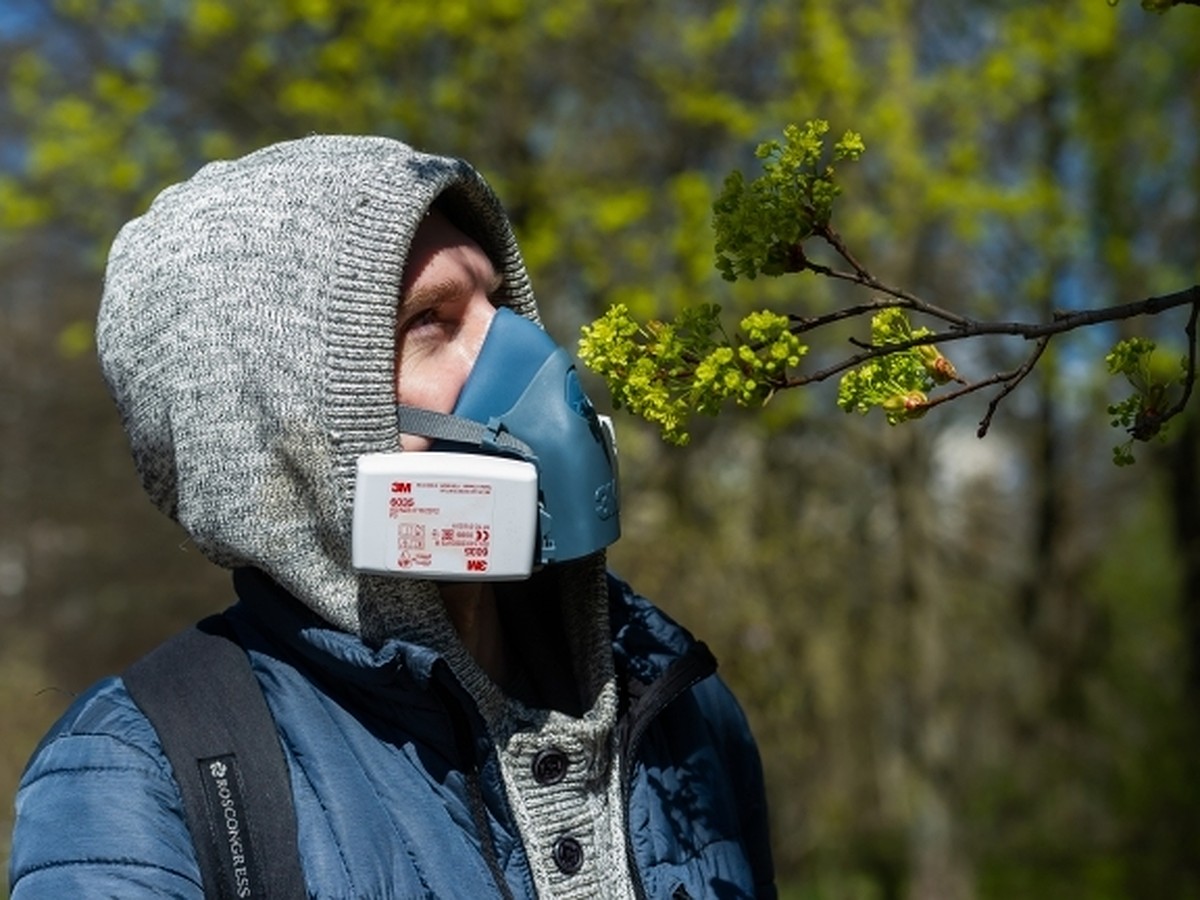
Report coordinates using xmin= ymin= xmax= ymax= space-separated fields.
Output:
xmin=320 ymin=150 xmax=538 ymax=638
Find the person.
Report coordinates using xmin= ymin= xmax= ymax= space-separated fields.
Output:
xmin=8 ymin=135 xmax=776 ymax=898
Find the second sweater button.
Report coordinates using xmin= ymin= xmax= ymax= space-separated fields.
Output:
xmin=552 ymin=836 xmax=584 ymax=875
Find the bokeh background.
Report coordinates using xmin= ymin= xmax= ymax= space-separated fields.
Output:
xmin=3 ymin=1 xmax=1199 ymax=897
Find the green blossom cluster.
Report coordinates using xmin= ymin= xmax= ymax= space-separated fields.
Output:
xmin=1105 ymin=336 xmax=1186 ymax=465
xmin=713 ymin=120 xmax=865 ymax=282
xmin=579 ymin=304 xmax=807 ymax=445
xmin=837 ymin=308 xmax=958 ymax=424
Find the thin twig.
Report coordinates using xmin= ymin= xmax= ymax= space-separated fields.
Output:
xmin=805 ymin=226 xmax=972 ymax=327
xmin=975 ymin=338 xmax=1051 ymax=438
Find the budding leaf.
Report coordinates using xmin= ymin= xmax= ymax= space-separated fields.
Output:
xmin=712 ymin=120 xmax=865 ymax=282
xmin=1104 ymin=337 xmax=1186 ymax=463
xmin=579 ymin=304 xmax=807 ymax=445
xmin=837 ymin=308 xmax=959 ymax=425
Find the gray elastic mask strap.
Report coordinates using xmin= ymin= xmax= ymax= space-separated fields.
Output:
xmin=396 ymin=404 xmax=535 ymax=459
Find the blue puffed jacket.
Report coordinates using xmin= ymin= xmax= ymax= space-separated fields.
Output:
xmin=9 ymin=569 xmax=776 ymax=899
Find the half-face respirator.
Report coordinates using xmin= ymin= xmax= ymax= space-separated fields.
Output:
xmin=352 ymin=307 xmax=620 ymax=580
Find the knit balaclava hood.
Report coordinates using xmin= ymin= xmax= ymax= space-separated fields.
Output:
xmin=100 ymin=136 xmax=636 ymax=897
xmin=97 ymin=135 xmax=594 ymax=649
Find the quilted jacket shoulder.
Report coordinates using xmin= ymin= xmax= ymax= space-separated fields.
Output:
xmin=9 ymin=678 xmax=203 ymax=897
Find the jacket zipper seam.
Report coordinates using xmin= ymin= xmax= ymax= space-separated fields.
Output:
xmin=431 ymin=669 xmax=517 ymax=900
xmin=619 ymin=642 xmax=718 ymax=900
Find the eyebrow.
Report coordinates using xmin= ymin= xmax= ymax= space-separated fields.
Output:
xmin=402 ymin=277 xmax=457 ymax=313
xmin=402 ymin=269 xmax=504 ymax=313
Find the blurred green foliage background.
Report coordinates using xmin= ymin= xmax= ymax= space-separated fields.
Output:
xmin=2 ymin=1 xmax=1199 ymax=897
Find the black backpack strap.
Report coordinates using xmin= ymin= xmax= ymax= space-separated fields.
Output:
xmin=123 ymin=614 xmax=306 ymax=899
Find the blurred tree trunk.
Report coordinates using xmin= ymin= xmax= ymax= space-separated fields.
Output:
xmin=1015 ymin=84 xmax=1095 ymax=722
xmin=886 ymin=427 xmax=976 ymax=900
xmin=1166 ymin=413 xmax=1200 ymax=711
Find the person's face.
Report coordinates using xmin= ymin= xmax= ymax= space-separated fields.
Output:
xmin=395 ymin=210 xmax=500 ymax=451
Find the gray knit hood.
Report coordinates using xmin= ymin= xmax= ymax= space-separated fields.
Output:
xmin=98 ymin=135 xmax=598 ymax=649
xmin=99 ymin=136 xmax=635 ymax=895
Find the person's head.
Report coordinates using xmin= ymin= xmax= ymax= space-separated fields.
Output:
xmin=97 ymin=136 xmax=541 ymax=638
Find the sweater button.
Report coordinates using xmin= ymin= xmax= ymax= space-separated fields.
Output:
xmin=531 ymin=747 xmax=569 ymax=785
xmin=552 ymin=836 xmax=584 ymax=875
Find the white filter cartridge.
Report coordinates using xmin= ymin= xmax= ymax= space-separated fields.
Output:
xmin=352 ymin=452 xmax=539 ymax=580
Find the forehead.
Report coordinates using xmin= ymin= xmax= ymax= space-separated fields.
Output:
xmin=401 ymin=209 xmax=496 ymax=298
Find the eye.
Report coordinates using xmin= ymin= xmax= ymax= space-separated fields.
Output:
xmin=404 ymin=307 xmax=440 ymax=332
xmin=397 ymin=293 xmax=456 ymax=340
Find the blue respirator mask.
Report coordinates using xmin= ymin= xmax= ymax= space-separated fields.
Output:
xmin=351 ymin=307 xmax=620 ymax=580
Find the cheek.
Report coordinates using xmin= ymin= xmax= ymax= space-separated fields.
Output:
xmin=395 ymin=302 xmax=496 ymax=413
xmin=397 ymin=354 xmax=459 ymax=413
xmin=395 ymin=341 xmax=480 ymax=415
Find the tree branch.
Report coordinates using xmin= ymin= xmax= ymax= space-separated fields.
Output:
xmin=785 ymin=285 xmax=1198 ymax=386
xmin=783 ymin=276 xmax=1199 ymax=434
